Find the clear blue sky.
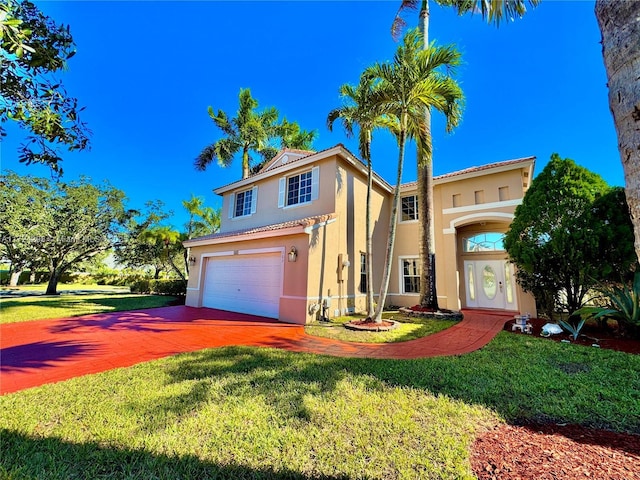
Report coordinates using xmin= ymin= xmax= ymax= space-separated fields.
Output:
xmin=1 ymin=0 xmax=624 ymax=229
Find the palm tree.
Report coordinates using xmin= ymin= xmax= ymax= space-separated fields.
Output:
xmin=392 ymin=0 xmax=539 ymax=310
xmin=195 ymin=88 xmax=280 ymax=179
xmin=367 ymin=29 xmax=464 ymax=323
xmin=256 ymin=119 xmax=318 ymax=173
xmin=595 ymin=0 xmax=640 ymax=265
xmin=327 ymin=74 xmax=394 ymax=317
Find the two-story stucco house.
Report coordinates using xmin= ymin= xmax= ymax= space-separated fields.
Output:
xmin=184 ymin=144 xmax=537 ymax=324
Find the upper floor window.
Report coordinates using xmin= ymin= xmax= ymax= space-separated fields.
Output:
xmin=401 ymin=195 xmax=418 ymax=222
xmin=462 ymin=232 xmax=505 ymax=252
xmin=288 ymin=171 xmax=313 ymax=205
xmin=278 ymin=166 xmax=319 ymax=208
xmin=229 ymin=186 xmax=257 ymax=218
xmin=235 ymin=189 xmax=253 ymax=217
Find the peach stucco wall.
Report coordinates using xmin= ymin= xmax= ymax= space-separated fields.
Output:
xmin=219 ymin=156 xmax=339 ymax=234
xmin=388 ymin=163 xmax=537 ymax=315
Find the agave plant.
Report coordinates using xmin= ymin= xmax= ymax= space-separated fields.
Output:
xmin=577 ymin=272 xmax=640 ymax=337
xmin=559 ymin=316 xmax=586 ymax=341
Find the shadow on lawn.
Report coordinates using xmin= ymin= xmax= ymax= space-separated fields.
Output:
xmin=0 ymin=340 xmax=99 ymax=372
xmin=0 ymin=429 xmax=356 ymax=480
xmin=156 ymin=342 xmax=640 ymax=440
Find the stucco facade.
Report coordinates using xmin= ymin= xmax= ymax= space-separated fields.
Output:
xmin=184 ymin=145 xmax=536 ymax=324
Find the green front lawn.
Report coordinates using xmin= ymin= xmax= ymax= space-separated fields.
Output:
xmin=305 ymin=313 xmax=457 ymax=343
xmin=1 ymin=293 xmax=179 ymax=323
xmin=2 ymin=334 xmax=638 ymax=479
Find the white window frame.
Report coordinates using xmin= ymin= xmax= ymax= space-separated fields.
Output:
xmin=228 ymin=186 xmax=258 ymax=219
xmin=278 ymin=166 xmax=319 ymax=209
xmin=400 ymin=195 xmax=419 ymax=223
xmin=399 ymin=255 xmax=420 ymax=295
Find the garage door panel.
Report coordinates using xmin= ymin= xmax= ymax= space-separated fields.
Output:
xmin=202 ymin=253 xmax=282 ymax=318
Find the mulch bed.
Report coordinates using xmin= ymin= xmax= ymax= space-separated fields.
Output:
xmin=470 ymin=317 xmax=640 ymax=479
xmin=471 ymin=422 xmax=640 ymax=480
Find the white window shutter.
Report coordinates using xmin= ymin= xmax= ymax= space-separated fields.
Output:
xmin=250 ymin=186 xmax=258 ymax=214
xmin=311 ymin=166 xmax=319 ymax=201
xmin=278 ymin=177 xmax=286 ymax=208
xmin=228 ymin=193 xmax=235 ymax=218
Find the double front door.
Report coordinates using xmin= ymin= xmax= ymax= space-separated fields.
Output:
xmin=464 ymin=260 xmax=517 ymax=310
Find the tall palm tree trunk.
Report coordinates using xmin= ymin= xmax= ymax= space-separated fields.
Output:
xmin=365 ymin=135 xmax=375 ymax=316
xmin=373 ymin=125 xmax=408 ymax=323
xmin=417 ymin=0 xmax=440 ymax=309
xmin=242 ymin=145 xmax=251 ymax=179
xmin=596 ymin=0 xmax=640 ymax=264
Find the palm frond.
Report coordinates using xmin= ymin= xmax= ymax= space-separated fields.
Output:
xmin=194 ymin=144 xmax=217 ymax=171
xmin=438 ymin=0 xmax=540 ymax=26
xmin=391 ymin=0 xmax=420 ymax=40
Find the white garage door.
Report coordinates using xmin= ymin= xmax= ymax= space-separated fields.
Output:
xmin=202 ymin=253 xmax=283 ymax=318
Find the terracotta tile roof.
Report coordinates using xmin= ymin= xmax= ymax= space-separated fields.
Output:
xmin=401 ymin=156 xmax=535 ymax=189
xmin=184 ymin=213 xmax=336 ymax=245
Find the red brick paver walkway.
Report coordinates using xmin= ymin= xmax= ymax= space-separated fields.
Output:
xmin=1 ymin=306 xmax=510 ymax=394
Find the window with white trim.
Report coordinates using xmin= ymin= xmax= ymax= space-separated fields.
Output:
xmin=401 ymin=195 xmax=418 ymax=221
xmin=229 ymin=186 xmax=257 ymax=218
xmin=402 ymin=258 xmax=420 ymax=294
xmin=278 ymin=166 xmax=319 ymax=208
xmin=359 ymin=253 xmax=367 ymax=293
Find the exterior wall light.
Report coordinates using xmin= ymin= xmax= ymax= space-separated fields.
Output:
xmin=188 ymin=256 xmax=197 ymax=266
xmin=288 ymin=246 xmax=297 ymax=262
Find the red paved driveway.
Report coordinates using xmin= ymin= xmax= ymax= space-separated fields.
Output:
xmin=1 ymin=306 xmax=510 ymax=394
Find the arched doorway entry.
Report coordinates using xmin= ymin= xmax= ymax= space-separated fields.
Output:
xmin=457 ymin=224 xmax=518 ymax=311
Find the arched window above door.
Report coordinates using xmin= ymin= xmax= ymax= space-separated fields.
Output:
xmin=462 ymin=232 xmax=505 ymax=253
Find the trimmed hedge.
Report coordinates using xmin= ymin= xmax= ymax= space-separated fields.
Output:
xmin=129 ymin=279 xmax=186 ymax=296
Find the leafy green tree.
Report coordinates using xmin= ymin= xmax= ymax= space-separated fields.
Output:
xmin=366 ymin=29 xmax=464 ymax=323
xmin=0 ymin=172 xmax=49 ymax=285
xmin=392 ymin=0 xmax=538 ymax=310
xmin=328 ymin=74 xmax=395 ymax=317
xmin=0 ymin=0 xmax=90 ymax=174
xmin=0 ymin=172 xmax=126 ymax=294
xmin=115 ymin=201 xmax=176 ymax=280
xmin=504 ymin=154 xmax=637 ymax=319
xmin=195 ymin=88 xmax=315 ymax=179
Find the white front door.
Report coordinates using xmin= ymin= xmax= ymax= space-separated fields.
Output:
xmin=464 ymin=260 xmax=517 ymax=310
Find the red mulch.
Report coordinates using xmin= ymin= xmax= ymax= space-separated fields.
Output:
xmin=470 ymin=317 xmax=640 ymax=479
xmin=345 ymin=319 xmax=396 ymax=331
xmin=472 ymin=422 xmax=640 ymax=480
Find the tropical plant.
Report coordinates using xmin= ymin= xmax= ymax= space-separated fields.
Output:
xmin=195 ymin=89 xmax=316 ymax=179
xmin=577 ymin=272 xmax=640 ymax=338
xmin=391 ymin=0 xmax=539 ymax=310
xmin=366 ymin=29 xmax=464 ymax=323
xmin=559 ymin=316 xmax=586 ymax=341
xmin=0 ymin=0 xmax=90 ymax=173
xmin=327 ymin=74 xmax=393 ymax=317
xmin=595 ymin=0 xmax=640 ymax=266
xmin=182 ymin=194 xmax=220 ymax=275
